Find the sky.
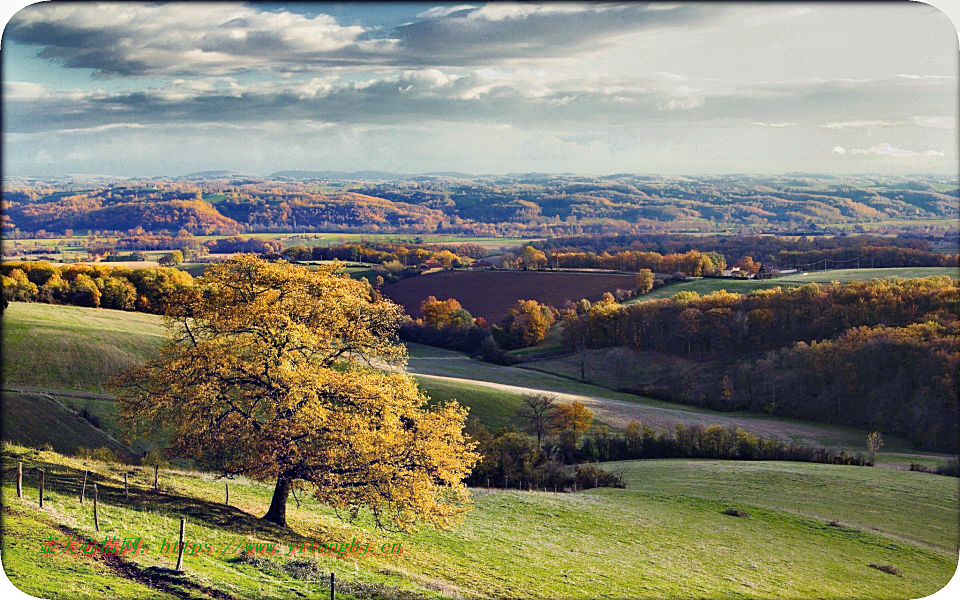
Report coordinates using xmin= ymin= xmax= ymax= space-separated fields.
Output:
xmin=2 ymin=1 xmax=958 ymax=177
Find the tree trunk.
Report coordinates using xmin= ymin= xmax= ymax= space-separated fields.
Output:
xmin=263 ymin=476 xmax=290 ymax=526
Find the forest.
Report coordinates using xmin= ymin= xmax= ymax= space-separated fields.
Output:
xmin=4 ymin=173 xmax=958 ymax=238
xmin=561 ymin=277 xmax=960 ymax=450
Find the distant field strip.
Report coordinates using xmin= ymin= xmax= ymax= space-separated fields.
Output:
xmin=403 ymin=345 xmax=944 ymax=460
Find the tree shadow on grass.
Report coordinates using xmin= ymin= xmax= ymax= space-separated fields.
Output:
xmin=3 ymin=450 xmax=296 ymax=542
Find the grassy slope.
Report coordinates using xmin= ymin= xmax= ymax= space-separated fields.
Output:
xmin=1 ymin=392 xmax=130 ymax=460
xmin=2 ymin=303 xmax=165 ymax=394
xmin=624 ymin=267 xmax=959 ymax=303
xmin=2 ymin=445 xmax=956 ymax=600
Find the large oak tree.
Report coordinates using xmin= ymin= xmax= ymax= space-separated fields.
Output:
xmin=117 ymin=255 xmax=477 ymax=529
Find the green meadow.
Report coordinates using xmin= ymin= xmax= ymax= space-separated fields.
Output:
xmin=2 ymin=301 xmax=958 ymax=599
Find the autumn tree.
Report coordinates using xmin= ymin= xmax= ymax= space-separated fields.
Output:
xmin=517 ymin=393 xmax=559 ymax=444
xmin=519 ymin=245 xmax=547 ymax=270
xmin=420 ymin=296 xmax=465 ymax=329
xmin=867 ymin=431 xmax=884 ymax=465
xmin=554 ymin=401 xmax=594 ymax=438
xmin=501 ymin=299 xmax=555 ymax=348
xmin=635 ymin=269 xmax=654 ymax=294
xmin=158 ymin=250 xmax=183 ymax=266
xmin=116 ymin=255 xmax=478 ymax=530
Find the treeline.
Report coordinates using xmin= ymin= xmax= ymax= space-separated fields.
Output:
xmin=6 ymin=175 xmax=958 ymax=237
xmin=466 ymin=396 xmax=870 ymax=491
xmin=278 ymin=241 xmax=485 ymax=268
xmin=2 ymin=261 xmax=193 ymax=313
xmin=630 ymin=322 xmax=960 ymax=451
xmin=205 ymin=236 xmax=283 ymax=254
xmin=399 ymin=296 xmax=558 ymax=362
xmin=564 ymin=277 xmax=959 ymax=356
xmin=547 ymin=249 xmax=726 ymax=275
xmin=532 ymin=233 xmax=958 ymax=269
xmin=561 ymin=278 xmax=960 ymax=451
xmin=775 ymin=245 xmax=958 ymax=268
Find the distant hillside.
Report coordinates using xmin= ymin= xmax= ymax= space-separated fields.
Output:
xmin=270 ymin=170 xmax=409 ymax=180
xmin=3 ymin=173 xmax=957 ymax=236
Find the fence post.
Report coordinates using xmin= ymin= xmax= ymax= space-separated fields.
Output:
xmin=93 ymin=483 xmax=100 ymax=532
xmin=330 ymin=572 xmax=335 ymax=600
xmin=175 ymin=517 xmax=186 ymax=572
xmin=39 ymin=469 xmax=45 ymax=508
xmin=16 ymin=462 xmax=22 ymax=498
xmin=124 ymin=473 xmax=129 ymax=502
xmin=154 ymin=465 xmax=159 ymax=491
xmin=225 ymin=482 xmax=229 ymax=506
xmin=81 ymin=470 xmax=87 ymax=503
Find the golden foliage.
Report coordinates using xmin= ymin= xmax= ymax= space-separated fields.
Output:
xmin=116 ymin=255 xmax=477 ymax=530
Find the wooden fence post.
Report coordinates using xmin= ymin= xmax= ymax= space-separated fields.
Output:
xmin=175 ymin=518 xmax=186 ymax=572
xmin=16 ymin=462 xmax=22 ymax=498
xmin=124 ymin=473 xmax=129 ymax=501
xmin=225 ymin=482 xmax=229 ymax=506
xmin=39 ymin=469 xmax=45 ymax=508
xmin=330 ymin=572 xmax=335 ymax=600
xmin=154 ymin=465 xmax=159 ymax=491
xmin=93 ymin=483 xmax=100 ymax=532
xmin=81 ymin=470 xmax=87 ymax=503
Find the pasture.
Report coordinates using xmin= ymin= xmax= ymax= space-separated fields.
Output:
xmin=2 ymin=303 xmax=165 ymax=394
xmin=2 ymin=444 xmax=956 ymax=599
xmin=382 ymin=270 xmax=637 ymax=322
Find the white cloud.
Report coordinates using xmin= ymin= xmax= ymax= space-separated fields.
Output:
xmin=821 ymin=120 xmax=893 ymax=129
xmin=749 ymin=121 xmax=798 ymax=128
xmin=832 ymin=146 xmax=846 ymax=155
xmin=910 ymin=116 xmax=957 ymax=129
xmin=848 ymin=143 xmax=945 ymax=157
xmin=4 ymin=81 xmax=48 ymax=100
xmin=416 ymin=5 xmax=475 ymax=19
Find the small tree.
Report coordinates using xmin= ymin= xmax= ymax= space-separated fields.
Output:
xmin=554 ymin=401 xmax=594 ymax=439
xmin=158 ymin=250 xmax=183 ymax=266
xmin=635 ymin=269 xmax=654 ymax=294
xmin=867 ymin=431 xmax=884 ymax=465
xmin=519 ymin=246 xmax=547 ymax=270
xmin=517 ymin=393 xmax=558 ymax=444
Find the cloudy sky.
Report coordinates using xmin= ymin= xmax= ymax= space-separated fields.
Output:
xmin=2 ymin=2 xmax=958 ymax=176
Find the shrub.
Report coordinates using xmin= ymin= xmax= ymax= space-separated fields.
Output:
xmin=935 ymin=459 xmax=960 ymax=477
xmin=78 ymin=405 xmax=102 ymax=429
xmin=141 ymin=448 xmax=170 ymax=469
xmin=723 ymin=508 xmax=749 ymax=518
xmin=574 ymin=463 xmax=625 ymax=490
xmin=869 ymin=563 xmax=902 ymax=576
xmin=284 ymin=559 xmax=324 ymax=580
xmin=77 ymin=446 xmax=120 ymax=463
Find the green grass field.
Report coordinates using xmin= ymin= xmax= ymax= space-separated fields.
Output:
xmin=3 ymin=298 xmax=959 ymax=599
xmin=624 ymin=267 xmax=959 ymax=303
xmin=2 ymin=303 xmax=166 ymax=394
xmin=1 ymin=444 xmax=956 ymax=599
